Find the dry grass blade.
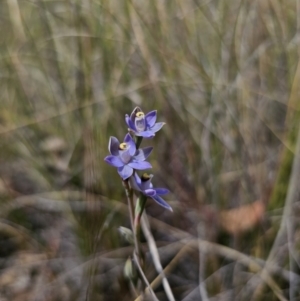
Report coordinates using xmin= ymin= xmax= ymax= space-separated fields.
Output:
xmin=133 ymin=252 xmax=160 ymax=301
xmin=140 ymin=214 xmax=175 ymax=301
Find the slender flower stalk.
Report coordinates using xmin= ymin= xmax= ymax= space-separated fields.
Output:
xmin=134 ymin=193 xmax=148 ymax=229
xmin=122 ymin=179 xmax=143 ymax=267
xmin=122 ymin=179 xmax=135 ymax=233
xmin=135 ymin=136 xmax=143 ymax=149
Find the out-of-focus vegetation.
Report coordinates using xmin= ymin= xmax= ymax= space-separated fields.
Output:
xmin=0 ymin=0 xmax=300 ymax=300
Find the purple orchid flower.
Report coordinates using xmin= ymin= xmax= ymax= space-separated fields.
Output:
xmin=104 ymin=133 xmax=153 ymax=180
xmin=125 ymin=107 xmax=165 ymax=138
xmin=130 ymin=172 xmax=172 ymax=211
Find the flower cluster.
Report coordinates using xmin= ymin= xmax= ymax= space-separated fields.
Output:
xmin=105 ymin=107 xmax=172 ymax=211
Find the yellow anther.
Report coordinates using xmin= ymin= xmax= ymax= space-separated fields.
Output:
xmin=136 ymin=112 xmax=145 ymax=118
xmin=119 ymin=143 xmax=127 ymax=150
xmin=141 ymin=173 xmax=151 ymax=180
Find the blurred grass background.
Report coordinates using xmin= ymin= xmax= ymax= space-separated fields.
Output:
xmin=0 ymin=0 xmax=300 ymax=300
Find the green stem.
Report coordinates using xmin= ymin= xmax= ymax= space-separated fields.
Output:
xmin=134 ymin=194 xmax=147 ymax=267
xmin=122 ymin=179 xmax=135 ymax=229
xmin=134 ymin=194 xmax=148 ymax=229
xmin=122 ymin=179 xmax=144 ymax=268
xmin=135 ymin=136 xmax=143 ymax=149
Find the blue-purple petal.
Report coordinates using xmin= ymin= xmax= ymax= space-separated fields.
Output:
xmin=154 ymin=188 xmax=169 ymax=195
xmin=124 ymin=133 xmax=136 ymax=156
xmin=125 ymin=114 xmax=131 ymax=128
xmin=151 ymin=195 xmax=173 ymax=211
xmin=124 ymin=133 xmax=132 ymax=143
xmin=118 ymin=165 xmax=133 ymax=180
xmin=125 ymin=115 xmax=136 ymax=131
xmin=133 ymin=147 xmax=153 ymax=161
xmin=128 ymin=161 xmax=152 ymax=170
xmin=145 ymin=110 xmax=157 ymax=128
xmin=130 ymin=107 xmax=141 ymax=124
xmin=130 ymin=173 xmax=142 ymax=191
xmin=136 ymin=131 xmax=155 ymax=138
xmin=150 ymin=122 xmax=165 ymax=133
xmin=144 ymin=189 xmax=156 ymax=196
xmin=104 ymin=155 xmax=124 ymax=167
xmin=109 ymin=137 xmax=120 ymax=156
xmin=133 ymin=172 xmax=142 ymax=186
